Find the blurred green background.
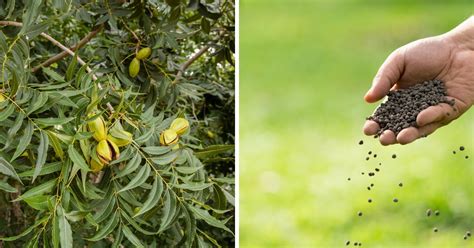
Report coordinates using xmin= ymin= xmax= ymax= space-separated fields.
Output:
xmin=240 ymin=0 xmax=473 ymax=247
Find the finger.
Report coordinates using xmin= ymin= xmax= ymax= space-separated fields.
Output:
xmin=365 ymin=48 xmax=405 ymax=103
xmin=379 ymin=130 xmax=396 ymax=146
xmin=397 ymin=127 xmax=419 ymax=145
xmin=416 ymin=102 xmax=455 ymax=127
xmin=396 ymin=123 xmax=442 ymax=145
xmin=363 ymin=120 xmax=380 ymax=135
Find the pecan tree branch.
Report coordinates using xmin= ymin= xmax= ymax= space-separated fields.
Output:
xmin=31 ymin=24 xmax=103 ymax=72
xmin=0 ymin=21 xmax=114 ymax=113
xmin=171 ymin=45 xmax=210 ymax=85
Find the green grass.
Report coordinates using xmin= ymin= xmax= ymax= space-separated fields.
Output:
xmin=240 ymin=1 xmax=473 ymax=247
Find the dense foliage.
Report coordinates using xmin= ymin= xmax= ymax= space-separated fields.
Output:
xmin=0 ymin=0 xmax=235 ymax=247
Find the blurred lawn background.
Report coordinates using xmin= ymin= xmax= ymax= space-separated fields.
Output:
xmin=240 ymin=0 xmax=473 ymax=247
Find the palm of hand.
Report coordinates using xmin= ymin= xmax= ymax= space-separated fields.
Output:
xmin=364 ymin=35 xmax=474 ymax=145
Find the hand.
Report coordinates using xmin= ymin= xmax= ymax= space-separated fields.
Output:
xmin=364 ymin=16 xmax=474 ymax=145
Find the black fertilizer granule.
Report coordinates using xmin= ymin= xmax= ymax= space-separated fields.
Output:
xmin=398 ymin=183 xmax=403 ymax=187
xmin=433 ymin=228 xmax=439 ymax=233
xmin=367 ymin=187 xmax=371 ymax=191
xmin=368 ymin=151 xmax=372 ymax=155
xmin=453 ymin=151 xmax=457 ymax=154
xmin=368 ymin=198 xmax=372 ymax=203
xmin=361 ymin=172 xmax=365 ymax=175
xmin=466 ymin=156 xmax=469 ymax=159
xmin=353 ymin=242 xmax=358 ymax=246
xmin=346 ymin=241 xmax=351 ymax=246
xmin=460 ymin=146 xmax=465 ymax=151
xmin=435 ymin=210 xmax=440 ymax=216
xmin=426 ymin=209 xmax=432 ymax=217
xmin=464 ymin=236 xmax=468 ymax=240
xmin=359 ymin=140 xmax=364 ymax=145
xmin=393 ymin=198 xmax=399 ymax=203
xmin=358 ymin=211 xmax=363 ymax=217
xmin=392 ymin=154 xmax=397 ymax=159
xmin=373 ymin=154 xmax=377 ymax=158
xmin=348 ymin=178 xmax=351 ymax=181
xmin=367 ymin=80 xmax=454 ymax=136
xmin=358 ymin=243 xmax=362 ymax=246
xmin=370 ymin=183 xmax=374 ymax=187
xmin=368 ymin=172 xmax=375 ymax=177
xmin=366 ymin=157 xmax=370 ymax=161
xmin=375 ymin=168 xmax=380 ymax=172
xmin=379 ymin=162 xmax=382 ymax=166
xmin=467 ymin=231 xmax=471 ymax=237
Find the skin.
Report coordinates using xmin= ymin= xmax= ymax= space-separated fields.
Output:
xmin=364 ymin=16 xmax=474 ymax=145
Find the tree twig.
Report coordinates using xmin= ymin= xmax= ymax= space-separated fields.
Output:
xmin=171 ymin=45 xmax=210 ymax=85
xmin=31 ymin=24 xmax=103 ymax=72
xmin=0 ymin=21 xmax=114 ymax=113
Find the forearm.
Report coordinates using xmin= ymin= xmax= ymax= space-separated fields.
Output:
xmin=445 ymin=15 xmax=474 ymax=51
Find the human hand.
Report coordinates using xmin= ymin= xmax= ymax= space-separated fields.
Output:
xmin=364 ymin=16 xmax=474 ymax=145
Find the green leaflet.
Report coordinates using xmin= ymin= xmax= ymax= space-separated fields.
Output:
xmin=157 ymin=189 xmax=178 ymax=233
xmin=68 ymin=144 xmax=90 ymax=171
xmin=141 ymin=146 xmax=171 ymax=155
xmin=33 ymin=131 xmax=49 ymax=182
xmin=18 ymin=161 xmax=61 ymax=177
xmin=188 ymin=205 xmax=233 ymax=235
xmin=122 ymin=225 xmax=145 ymax=248
xmin=133 ymin=175 xmax=163 ymax=218
xmin=0 ymin=180 xmax=17 ymax=193
xmin=114 ymin=152 xmax=141 ymax=179
xmin=11 ymin=121 xmax=34 ymax=161
xmin=0 ymin=216 xmax=49 ymax=241
xmin=57 ymin=206 xmax=73 ymax=248
xmin=117 ymin=164 xmax=151 ymax=193
xmin=15 ymin=178 xmax=56 ymax=201
xmin=34 ymin=117 xmax=75 ymax=127
xmin=0 ymin=157 xmax=23 ymax=183
xmin=87 ymin=211 xmax=119 ymax=241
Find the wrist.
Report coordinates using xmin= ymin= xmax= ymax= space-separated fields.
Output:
xmin=445 ymin=16 xmax=474 ymax=51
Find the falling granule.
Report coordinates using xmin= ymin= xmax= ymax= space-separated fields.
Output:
xmin=367 ymin=187 xmax=371 ymax=191
xmin=393 ymin=198 xmax=399 ymax=203
xmin=366 ymin=157 xmax=370 ymax=161
xmin=368 ymin=172 xmax=375 ymax=177
xmin=398 ymin=182 xmax=403 ymax=187
xmin=433 ymin=228 xmax=438 ymax=233
xmin=426 ymin=209 xmax=432 ymax=217
xmin=467 ymin=231 xmax=471 ymax=237
xmin=464 ymin=236 xmax=468 ymax=240
xmin=460 ymin=146 xmax=465 ymax=151
xmin=353 ymin=242 xmax=358 ymax=246
xmin=368 ymin=198 xmax=372 ymax=203
xmin=346 ymin=240 xmax=350 ymax=246
xmin=359 ymin=243 xmax=362 ymax=246
xmin=368 ymin=151 xmax=372 ymax=155
xmin=348 ymin=178 xmax=351 ymax=181
xmin=375 ymin=168 xmax=380 ymax=172
xmin=466 ymin=156 xmax=469 ymax=159
xmin=361 ymin=172 xmax=365 ymax=175
xmin=379 ymin=162 xmax=382 ymax=166
xmin=370 ymin=183 xmax=374 ymax=187
xmin=358 ymin=211 xmax=363 ymax=216
xmin=453 ymin=151 xmax=456 ymax=154
xmin=359 ymin=140 xmax=364 ymax=145
xmin=392 ymin=154 xmax=397 ymax=159
xmin=373 ymin=154 xmax=377 ymax=158
xmin=435 ymin=210 xmax=440 ymax=216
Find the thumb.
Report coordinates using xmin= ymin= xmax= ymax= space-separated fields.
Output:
xmin=365 ymin=48 xmax=406 ymax=103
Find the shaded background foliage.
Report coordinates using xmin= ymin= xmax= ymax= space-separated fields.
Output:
xmin=0 ymin=0 xmax=234 ymax=247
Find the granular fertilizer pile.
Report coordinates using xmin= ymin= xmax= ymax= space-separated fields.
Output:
xmin=367 ymin=80 xmax=455 ymax=136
